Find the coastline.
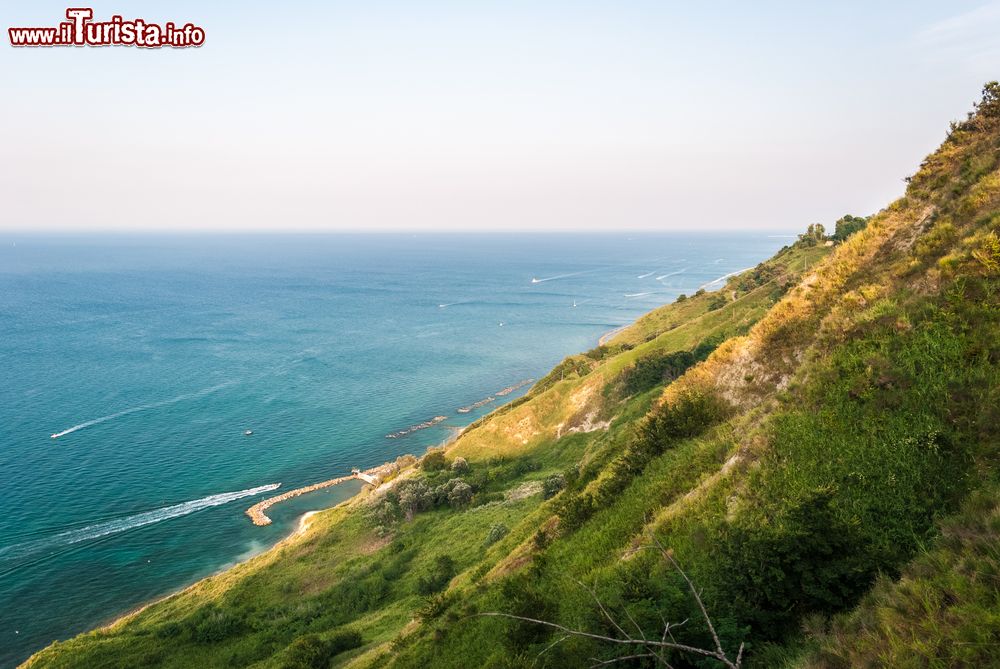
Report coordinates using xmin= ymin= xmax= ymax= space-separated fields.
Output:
xmin=75 ymin=505 xmax=336 ymax=660
xmin=20 ymin=377 xmax=554 ymax=666
xmin=598 ymin=324 xmax=629 ymax=346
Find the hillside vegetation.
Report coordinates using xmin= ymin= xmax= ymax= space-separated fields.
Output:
xmin=25 ymin=83 xmax=1000 ymax=669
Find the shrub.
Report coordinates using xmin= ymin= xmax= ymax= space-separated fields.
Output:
xmin=370 ymin=498 xmax=400 ymax=527
xmin=717 ymin=489 xmax=878 ymax=636
xmin=915 ymin=220 xmax=957 ymax=261
xmin=283 ymin=630 xmax=363 ymax=669
xmin=188 ymin=605 xmax=245 ymax=644
xmin=707 ymin=294 xmax=728 ymax=311
xmin=618 ymin=338 xmax=719 ymax=397
xmin=397 ymin=479 xmax=433 ymax=521
xmin=973 ymin=230 xmax=1000 ymax=274
xmin=450 ymin=457 xmax=470 ymax=474
xmin=639 ymin=389 xmax=730 ymax=450
xmin=417 ymin=592 xmax=456 ymax=622
xmin=563 ymin=463 xmax=581 ymax=489
xmin=421 ymin=450 xmax=448 ymax=472
xmin=447 ymin=481 xmax=473 ymax=507
xmin=322 ymin=573 xmax=390 ymax=616
xmin=417 ymin=555 xmax=456 ymax=595
xmin=483 ymin=523 xmax=510 ymax=547
xmin=542 ymin=474 xmax=566 ymax=499
xmin=556 ymin=491 xmax=596 ymax=531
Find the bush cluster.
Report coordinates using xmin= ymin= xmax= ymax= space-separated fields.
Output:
xmin=617 ymin=337 xmax=720 ymax=397
xmin=559 ymin=388 xmax=729 ymax=530
xmin=372 ymin=476 xmax=476 ymax=528
xmin=416 ymin=555 xmax=456 ymax=595
xmin=282 ymin=630 xmax=363 ymax=669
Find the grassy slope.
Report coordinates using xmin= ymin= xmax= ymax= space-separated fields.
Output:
xmin=25 ymin=88 xmax=1000 ymax=669
xmin=23 ymin=240 xmax=825 ymax=669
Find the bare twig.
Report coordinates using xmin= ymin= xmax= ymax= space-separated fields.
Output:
xmin=575 ymin=578 xmax=632 ymax=641
xmin=474 ymin=613 xmax=735 ymax=663
xmin=475 ymin=534 xmax=743 ymax=668
xmin=621 ymin=602 xmax=647 ymax=642
xmin=589 ymin=652 xmax=665 ymax=667
xmin=534 ymin=634 xmax=570 ymax=665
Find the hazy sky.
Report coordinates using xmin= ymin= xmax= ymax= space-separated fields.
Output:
xmin=2 ymin=1 xmax=998 ymax=232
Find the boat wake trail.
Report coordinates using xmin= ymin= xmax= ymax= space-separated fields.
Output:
xmin=624 ymin=292 xmax=653 ymax=298
xmin=530 ymin=270 xmax=592 ymax=284
xmin=699 ymin=267 xmax=754 ymax=290
xmin=656 ymin=268 xmax=687 ymax=281
xmin=0 ymin=484 xmax=280 ymax=570
xmin=636 ymin=271 xmax=655 ymax=279
xmin=50 ymin=382 xmax=234 ymax=439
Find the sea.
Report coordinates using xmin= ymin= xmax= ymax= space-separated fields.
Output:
xmin=0 ymin=232 xmax=788 ymax=666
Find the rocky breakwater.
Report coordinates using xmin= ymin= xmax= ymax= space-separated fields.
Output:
xmin=246 ymin=467 xmax=384 ymax=526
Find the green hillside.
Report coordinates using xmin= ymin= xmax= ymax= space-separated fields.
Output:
xmin=25 ymin=83 xmax=1000 ymax=669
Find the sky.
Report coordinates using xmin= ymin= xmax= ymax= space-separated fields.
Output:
xmin=1 ymin=1 xmax=998 ymax=233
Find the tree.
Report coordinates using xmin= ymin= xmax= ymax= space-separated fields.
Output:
xmin=397 ymin=479 xmax=432 ymax=521
xmin=450 ymin=456 xmax=470 ymax=474
xmin=832 ymin=214 xmax=868 ymax=242
xmin=975 ymin=81 xmax=1000 ymax=122
xmin=447 ymin=481 xmax=473 ymax=507
xmin=797 ymin=223 xmax=827 ymax=247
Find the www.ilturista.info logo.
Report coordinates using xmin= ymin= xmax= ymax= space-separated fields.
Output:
xmin=9 ymin=8 xmax=205 ymax=48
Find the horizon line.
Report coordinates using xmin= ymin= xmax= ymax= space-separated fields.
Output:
xmin=0 ymin=228 xmax=807 ymax=236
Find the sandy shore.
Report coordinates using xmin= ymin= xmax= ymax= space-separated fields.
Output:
xmin=296 ymin=510 xmax=319 ymax=535
xmin=599 ymin=325 xmax=629 ymax=346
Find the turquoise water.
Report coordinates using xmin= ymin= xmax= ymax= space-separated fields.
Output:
xmin=0 ymin=233 xmax=785 ymax=666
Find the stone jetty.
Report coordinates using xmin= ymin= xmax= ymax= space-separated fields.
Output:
xmin=245 ymin=468 xmax=381 ymax=526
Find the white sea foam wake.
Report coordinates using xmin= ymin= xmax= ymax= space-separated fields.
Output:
xmin=637 ymin=271 xmax=655 ymax=279
xmin=50 ymin=382 xmax=234 ymax=439
xmin=0 ymin=484 xmax=280 ymax=564
xmin=656 ymin=268 xmax=687 ymax=281
xmin=530 ymin=270 xmax=592 ymax=284
xmin=624 ymin=292 xmax=653 ymax=298
xmin=699 ymin=267 xmax=755 ymax=290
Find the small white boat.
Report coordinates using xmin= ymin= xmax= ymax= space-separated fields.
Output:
xmin=244 ymin=430 xmax=253 ymax=436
